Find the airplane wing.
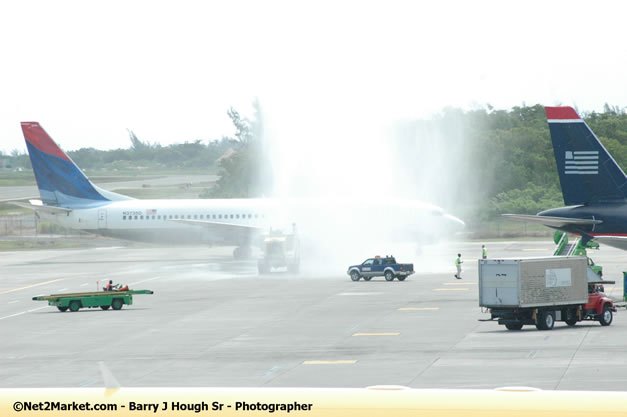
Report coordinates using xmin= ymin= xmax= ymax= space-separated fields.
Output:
xmin=587 ymin=235 xmax=627 ymax=251
xmin=9 ymin=200 xmax=73 ymax=214
xmin=171 ymin=219 xmax=265 ymax=242
xmin=501 ymin=214 xmax=603 ymax=228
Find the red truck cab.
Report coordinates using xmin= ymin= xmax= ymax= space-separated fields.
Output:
xmin=583 ymin=283 xmax=616 ymax=326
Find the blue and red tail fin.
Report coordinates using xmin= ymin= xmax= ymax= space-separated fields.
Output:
xmin=21 ymin=122 xmax=132 ymax=207
xmin=546 ymin=107 xmax=627 ymax=206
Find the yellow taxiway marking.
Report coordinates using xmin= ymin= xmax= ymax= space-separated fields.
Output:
xmin=433 ymin=288 xmax=469 ymax=291
xmin=443 ymin=282 xmax=477 ymax=286
xmin=398 ymin=307 xmax=440 ymax=311
xmin=303 ymin=360 xmax=357 ymax=365
xmin=352 ymin=332 xmax=400 ymax=337
xmin=0 ymin=278 xmax=67 ymax=295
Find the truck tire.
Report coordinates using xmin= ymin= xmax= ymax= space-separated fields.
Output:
xmin=384 ymin=271 xmax=394 ymax=281
xmin=350 ymin=271 xmax=361 ymax=281
xmin=505 ymin=322 xmax=523 ymax=330
xmin=57 ymin=306 xmax=68 ymax=312
xmin=363 ymin=276 xmax=372 ymax=281
xmin=69 ymin=300 xmax=81 ymax=312
xmin=565 ymin=309 xmax=578 ymax=326
xmin=111 ymin=298 xmax=123 ymax=310
xmin=599 ymin=304 xmax=613 ymax=326
xmin=397 ymin=276 xmax=406 ymax=281
xmin=536 ymin=311 xmax=554 ymax=330
xmin=100 ymin=305 xmax=110 ymax=310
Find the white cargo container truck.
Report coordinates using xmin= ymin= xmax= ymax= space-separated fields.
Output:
xmin=479 ymin=257 xmax=616 ymax=330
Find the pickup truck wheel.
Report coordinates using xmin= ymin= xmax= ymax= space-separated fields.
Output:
xmin=100 ymin=305 xmax=110 ymax=310
xmin=397 ymin=276 xmax=406 ymax=281
xmin=111 ymin=298 xmax=124 ymax=310
xmin=599 ymin=305 xmax=613 ymax=326
xmin=505 ymin=323 xmax=523 ymax=330
xmin=363 ymin=276 xmax=372 ymax=281
xmin=69 ymin=300 xmax=81 ymax=312
xmin=350 ymin=271 xmax=361 ymax=281
xmin=57 ymin=306 xmax=68 ymax=312
xmin=384 ymin=271 xmax=394 ymax=281
xmin=536 ymin=311 xmax=554 ymax=330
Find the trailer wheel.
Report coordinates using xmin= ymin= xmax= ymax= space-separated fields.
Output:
xmin=599 ymin=305 xmax=613 ymax=326
xmin=397 ymin=276 xmax=406 ymax=281
xmin=69 ymin=300 xmax=81 ymax=312
xmin=100 ymin=305 xmax=110 ymax=310
xmin=505 ymin=323 xmax=523 ymax=330
xmin=384 ymin=271 xmax=394 ymax=281
xmin=536 ymin=311 xmax=554 ymax=330
xmin=111 ymin=298 xmax=123 ymax=310
xmin=57 ymin=306 xmax=68 ymax=312
xmin=350 ymin=271 xmax=361 ymax=281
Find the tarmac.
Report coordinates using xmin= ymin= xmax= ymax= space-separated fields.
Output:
xmin=1 ymin=240 xmax=627 ymax=390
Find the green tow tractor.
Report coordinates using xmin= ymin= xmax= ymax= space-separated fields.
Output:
xmin=32 ymin=289 xmax=154 ymax=312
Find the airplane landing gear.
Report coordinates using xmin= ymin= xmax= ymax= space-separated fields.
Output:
xmin=233 ymin=246 xmax=252 ymax=260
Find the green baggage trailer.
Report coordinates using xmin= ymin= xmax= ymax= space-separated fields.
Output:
xmin=32 ymin=290 xmax=154 ymax=312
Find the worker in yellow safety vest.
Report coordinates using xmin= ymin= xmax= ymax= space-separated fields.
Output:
xmin=455 ymin=254 xmax=462 ymax=279
xmin=482 ymin=245 xmax=487 ymax=259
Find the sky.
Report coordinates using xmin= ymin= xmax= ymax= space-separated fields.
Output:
xmin=1 ymin=0 xmax=627 ymax=153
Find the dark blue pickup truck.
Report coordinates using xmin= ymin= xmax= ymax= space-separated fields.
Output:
xmin=347 ymin=256 xmax=414 ymax=281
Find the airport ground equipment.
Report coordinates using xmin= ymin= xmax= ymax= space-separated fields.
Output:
xmin=553 ymin=231 xmax=603 ymax=276
xmin=32 ymin=289 xmax=154 ymax=312
xmin=479 ymin=257 xmax=615 ymax=330
xmin=257 ymin=227 xmax=300 ymax=274
xmin=347 ymin=255 xmax=414 ymax=281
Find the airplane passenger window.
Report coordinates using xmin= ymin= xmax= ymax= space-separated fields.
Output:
xmin=140 ymin=216 xmax=144 ymax=220
xmin=152 ymin=216 xmax=155 ymax=220
xmin=212 ymin=215 xmax=216 ymax=219
xmin=169 ymin=215 xmax=172 ymax=219
xmin=248 ymin=214 xmax=252 ymax=219
xmin=230 ymin=214 xmax=234 ymax=219
xmin=134 ymin=216 xmax=138 ymax=220
xmin=123 ymin=216 xmax=126 ymax=220
xmin=199 ymin=215 xmax=203 ymax=219
xmin=254 ymin=214 xmax=258 ymax=218
xmin=187 ymin=215 xmax=191 ymax=219
xmin=194 ymin=215 xmax=198 ymax=219
xmin=175 ymin=215 xmax=179 ymax=219
xmin=236 ymin=214 xmax=240 ymax=219
xmin=218 ymin=214 xmax=222 ymax=219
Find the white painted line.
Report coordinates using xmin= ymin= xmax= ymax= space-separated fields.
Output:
xmin=8 ymin=300 xmax=20 ymax=304
xmin=80 ymin=283 xmax=89 ymax=287
xmin=0 ymin=306 xmax=48 ymax=321
xmin=129 ymin=276 xmax=162 ymax=286
xmin=303 ymin=360 xmax=357 ymax=365
xmin=337 ymin=292 xmax=383 ymax=296
xmin=58 ymin=288 xmax=67 ymax=292
xmin=0 ymin=278 xmax=67 ymax=295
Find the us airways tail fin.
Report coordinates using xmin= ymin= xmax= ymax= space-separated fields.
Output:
xmin=21 ymin=122 xmax=133 ymax=207
xmin=546 ymin=107 xmax=627 ymax=205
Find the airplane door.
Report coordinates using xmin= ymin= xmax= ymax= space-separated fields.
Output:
xmin=98 ymin=209 xmax=107 ymax=229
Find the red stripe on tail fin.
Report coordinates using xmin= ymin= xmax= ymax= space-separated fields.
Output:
xmin=21 ymin=122 xmax=71 ymax=162
xmin=545 ymin=107 xmax=581 ymax=120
